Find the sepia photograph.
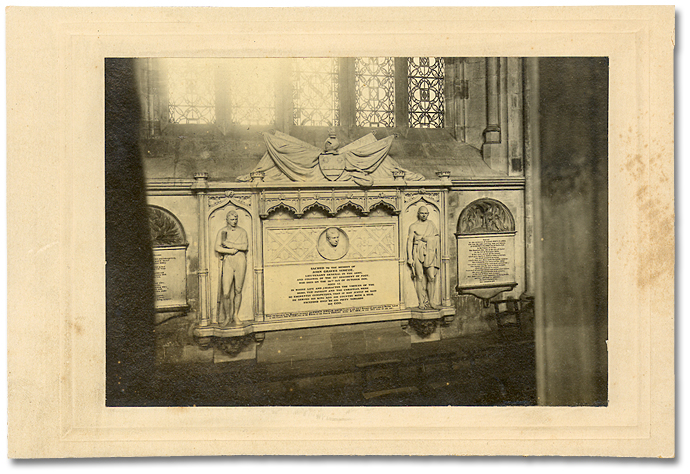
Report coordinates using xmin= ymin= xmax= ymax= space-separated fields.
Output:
xmin=6 ymin=6 xmax=674 ymax=458
xmin=106 ymin=55 xmax=607 ymax=408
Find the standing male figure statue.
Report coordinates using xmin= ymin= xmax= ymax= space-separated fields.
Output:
xmin=407 ymin=206 xmax=440 ymax=310
xmin=215 ymin=210 xmax=248 ymax=327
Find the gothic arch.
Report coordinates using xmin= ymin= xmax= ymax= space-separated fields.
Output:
xmin=148 ymin=205 xmax=187 ymax=247
xmin=457 ymin=198 xmax=515 ymax=235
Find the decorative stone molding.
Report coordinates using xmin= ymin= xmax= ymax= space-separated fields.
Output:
xmin=148 ymin=206 xmax=186 ymax=247
xmin=409 ymin=318 xmax=438 ymax=339
xmin=208 ymin=192 xmax=252 ymax=210
xmin=259 ymin=188 xmax=401 ymax=219
xmin=213 ymin=335 xmax=254 ymax=357
xmin=436 ymin=171 xmax=451 ymax=184
xmin=457 ymin=198 xmax=515 ymax=235
xmin=192 ymin=172 xmax=209 ymax=190
xmin=250 ymin=171 xmax=265 ymax=183
xmin=403 ymin=189 xmax=442 ymax=205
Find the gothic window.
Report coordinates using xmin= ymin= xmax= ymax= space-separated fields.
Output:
xmin=153 ymin=57 xmax=447 ymax=132
xmin=292 ymin=58 xmax=340 ymax=127
xmin=166 ymin=59 xmax=217 ymax=125
xmin=355 ymin=57 xmax=395 ymax=127
xmin=226 ymin=59 xmax=276 ymax=126
xmin=408 ymin=57 xmax=445 ymax=128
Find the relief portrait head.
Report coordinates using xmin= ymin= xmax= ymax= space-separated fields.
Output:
xmin=318 ymin=227 xmax=349 ymax=261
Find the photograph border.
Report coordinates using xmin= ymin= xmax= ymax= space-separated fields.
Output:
xmin=6 ymin=6 xmax=674 ymax=457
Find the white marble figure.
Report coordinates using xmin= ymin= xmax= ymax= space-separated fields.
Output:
xmin=407 ymin=206 xmax=440 ymax=310
xmin=215 ymin=210 xmax=248 ymax=327
xmin=318 ymin=227 xmax=348 ymax=261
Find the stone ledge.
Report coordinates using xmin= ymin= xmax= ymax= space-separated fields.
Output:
xmin=193 ymin=306 xmax=455 ymax=339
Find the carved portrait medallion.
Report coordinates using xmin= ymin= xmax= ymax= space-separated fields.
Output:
xmin=317 ymin=227 xmax=349 ymax=260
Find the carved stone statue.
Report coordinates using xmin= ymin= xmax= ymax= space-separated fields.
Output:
xmin=215 ymin=210 xmax=248 ymax=327
xmin=407 ymin=206 xmax=440 ymax=310
xmin=317 ymin=227 xmax=348 ymax=261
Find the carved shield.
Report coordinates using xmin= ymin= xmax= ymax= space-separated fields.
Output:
xmin=319 ymin=152 xmax=345 ymax=181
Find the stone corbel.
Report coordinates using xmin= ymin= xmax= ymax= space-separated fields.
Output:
xmin=409 ymin=319 xmax=439 ymax=339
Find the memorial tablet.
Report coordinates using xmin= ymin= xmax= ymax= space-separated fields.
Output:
xmin=153 ymin=246 xmax=188 ymax=311
xmin=148 ymin=205 xmax=189 ymax=311
xmin=263 ymin=217 xmax=400 ymax=319
xmin=455 ymin=198 xmax=517 ymax=300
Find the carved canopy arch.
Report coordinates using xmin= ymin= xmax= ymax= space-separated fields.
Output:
xmin=148 ymin=205 xmax=187 ymax=247
xmin=368 ymin=200 xmax=397 ymax=216
xmin=457 ymin=198 xmax=515 ymax=235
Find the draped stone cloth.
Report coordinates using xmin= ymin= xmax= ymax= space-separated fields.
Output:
xmin=238 ymin=131 xmax=425 ymax=185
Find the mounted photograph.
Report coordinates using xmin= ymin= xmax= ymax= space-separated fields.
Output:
xmin=106 ymin=55 xmax=608 ymax=408
xmin=7 ymin=7 xmax=674 ymax=457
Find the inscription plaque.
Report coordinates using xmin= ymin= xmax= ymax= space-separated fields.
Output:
xmin=264 ymin=260 xmax=399 ymax=318
xmin=263 ymin=217 xmax=400 ymax=319
xmin=456 ymin=233 xmax=516 ymax=297
xmin=153 ymin=245 xmax=187 ymax=310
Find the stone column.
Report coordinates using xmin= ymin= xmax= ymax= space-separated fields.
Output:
xmin=192 ymin=173 xmax=210 ymax=327
xmin=522 ymin=58 xmax=538 ymax=299
xmin=507 ymin=57 xmax=524 ymax=176
xmin=437 ymin=173 xmax=452 ymax=308
xmin=395 ymin=181 xmax=406 ymax=310
xmin=250 ymin=176 xmax=265 ymax=322
xmin=484 ymin=57 xmax=500 ymax=141
xmin=482 ymin=57 xmax=503 ymax=170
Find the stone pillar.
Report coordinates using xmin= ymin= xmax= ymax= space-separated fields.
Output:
xmin=396 ymin=183 xmax=406 ymax=310
xmin=482 ymin=57 xmax=503 ymax=170
xmin=438 ymin=183 xmax=452 ymax=308
xmin=522 ymin=58 xmax=538 ymax=299
xmin=534 ymin=58 xmax=609 ymax=406
xmin=251 ymin=184 xmax=265 ymax=322
xmin=499 ymin=57 xmax=510 ymax=173
xmin=485 ymin=57 xmax=500 ymax=138
xmin=507 ymin=57 xmax=524 ymax=176
xmin=192 ymin=173 xmax=210 ymax=327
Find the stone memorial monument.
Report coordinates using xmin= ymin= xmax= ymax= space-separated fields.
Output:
xmin=187 ymin=131 xmax=456 ymax=343
xmin=455 ymin=198 xmax=517 ymax=300
xmin=148 ymin=206 xmax=188 ymax=313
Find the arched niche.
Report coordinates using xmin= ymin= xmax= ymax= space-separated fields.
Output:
xmin=402 ymin=199 xmax=442 ymax=309
xmin=457 ymin=198 xmax=515 ymax=235
xmin=149 ymin=205 xmax=187 ymax=246
xmin=455 ymin=198 xmax=517 ymax=301
xmin=148 ymin=206 xmax=189 ymax=312
xmin=208 ymin=203 xmax=254 ymax=326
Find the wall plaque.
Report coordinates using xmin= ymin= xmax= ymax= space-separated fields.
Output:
xmin=264 ymin=260 xmax=399 ymax=318
xmin=456 ymin=234 xmax=516 ymax=296
xmin=263 ymin=217 xmax=400 ymax=319
xmin=153 ymin=245 xmax=188 ymax=310
xmin=456 ymin=198 xmax=517 ymax=300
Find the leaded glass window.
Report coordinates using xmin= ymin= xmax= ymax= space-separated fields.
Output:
xmin=227 ymin=59 xmax=276 ymax=126
xmin=292 ymin=58 xmax=340 ymax=126
xmin=355 ymin=57 xmax=395 ymax=127
xmin=408 ymin=57 xmax=445 ymax=128
xmin=166 ymin=59 xmax=217 ymax=124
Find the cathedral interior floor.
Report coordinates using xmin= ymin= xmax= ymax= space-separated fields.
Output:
xmin=141 ymin=328 xmax=536 ymax=407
